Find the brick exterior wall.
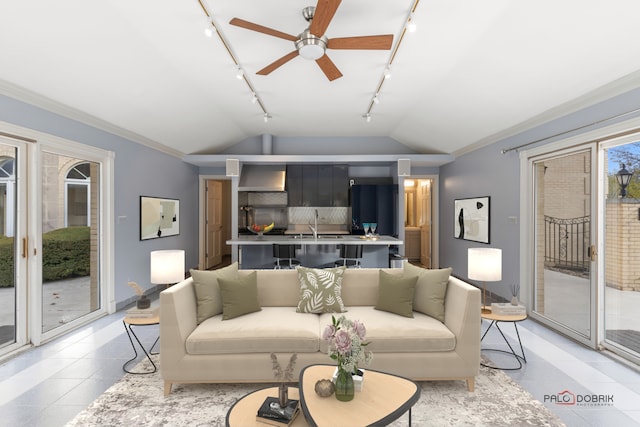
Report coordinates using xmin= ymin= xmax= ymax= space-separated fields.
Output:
xmin=606 ymin=200 xmax=640 ymax=291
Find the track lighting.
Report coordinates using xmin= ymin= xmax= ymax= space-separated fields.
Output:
xmin=373 ymin=94 xmax=379 ymax=104
xmin=362 ymin=113 xmax=372 ymax=123
xmin=204 ymin=21 xmax=216 ymax=37
xmin=236 ymin=67 xmax=244 ymax=79
xmin=263 ymin=113 xmax=271 ymax=123
xmin=251 ymin=93 xmax=258 ymax=104
xmin=383 ymin=67 xmax=391 ymax=79
xmin=407 ymin=14 xmax=417 ymax=33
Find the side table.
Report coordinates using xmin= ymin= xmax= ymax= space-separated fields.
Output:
xmin=480 ymin=308 xmax=527 ymax=370
xmin=122 ymin=314 xmax=160 ymax=374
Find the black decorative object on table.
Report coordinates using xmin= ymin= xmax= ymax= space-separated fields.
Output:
xmin=256 ymin=397 xmax=299 ymax=427
xmin=136 ymin=295 xmax=151 ymax=309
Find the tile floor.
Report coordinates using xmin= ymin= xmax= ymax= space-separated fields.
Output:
xmin=1 ymin=299 xmax=640 ymax=426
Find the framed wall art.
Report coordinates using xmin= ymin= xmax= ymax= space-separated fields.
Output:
xmin=454 ymin=196 xmax=490 ymax=244
xmin=140 ymin=196 xmax=180 ymax=240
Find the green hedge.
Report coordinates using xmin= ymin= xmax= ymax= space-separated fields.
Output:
xmin=0 ymin=235 xmax=14 ymax=287
xmin=0 ymin=226 xmax=90 ymax=287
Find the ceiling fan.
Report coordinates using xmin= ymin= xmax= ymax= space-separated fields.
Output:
xmin=229 ymin=0 xmax=393 ymax=81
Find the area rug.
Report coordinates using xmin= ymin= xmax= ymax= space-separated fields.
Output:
xmin=66 ymin=356 xmax=565 ymax=427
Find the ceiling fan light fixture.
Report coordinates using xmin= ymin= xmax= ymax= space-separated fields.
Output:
xmin=296 ymin=30 xmax=327 ymax=60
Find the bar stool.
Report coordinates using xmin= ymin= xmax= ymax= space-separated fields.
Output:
xmin=334 ymin=244 xmax=363 ymax=268
xmin=273 ymin=244 xmax=301 ymax=269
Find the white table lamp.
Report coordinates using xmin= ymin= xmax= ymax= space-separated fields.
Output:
xmin=468 ymin=247 xmax=502 ymax=314
xmin=151 ymin=250 xmax=185 ymax=287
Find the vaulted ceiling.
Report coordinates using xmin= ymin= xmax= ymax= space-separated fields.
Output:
xmin=2 ymin=1 xmax=640 ymax=157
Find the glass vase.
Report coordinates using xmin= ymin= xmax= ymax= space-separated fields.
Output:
xmin=334 ymin=367 xmax=355 ymax=402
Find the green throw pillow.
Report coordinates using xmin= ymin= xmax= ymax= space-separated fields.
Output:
xmin=190 ymin=262 xmax=239 ymax=323
xmin=375 ymin=270 xmax=418 ymax=318
xmin=218 ymin=271 xmax=261 ymax=320
xmin=296 ymin=266 xmax=347 ymax=313
xmin=404 ymin=262 xmax=452 ymax=323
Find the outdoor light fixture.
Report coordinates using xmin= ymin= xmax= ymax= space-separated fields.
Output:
xmin=615 ymin=164 xmax=633 ymax=198
xmin=468 ymin=248 xmax=502 ymax=314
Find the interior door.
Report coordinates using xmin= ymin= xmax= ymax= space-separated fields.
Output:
xmin=419 ymin=180 xmax=432 ymax=268
xmin=530 ymin=145 xmax=597 ymax=348
xmin=205 ymin=180 xmax=222 ymax=269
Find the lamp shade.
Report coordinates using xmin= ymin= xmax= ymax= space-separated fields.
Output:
xmin=468 ymin=248 xmax=502 ymax=282
xmin=150 ymin=250 xmax=185 ymax=284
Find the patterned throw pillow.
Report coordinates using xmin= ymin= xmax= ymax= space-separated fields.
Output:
xmin=296 ymin=266 xmax=347 ymax=314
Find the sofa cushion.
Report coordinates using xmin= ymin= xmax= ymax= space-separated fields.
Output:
xmin=375 ymin=270 xmax=418 ymax=318
xmin=404 ymin=262 xmax=452 ymax=323
xmin=319 ymin=307 xmax=456 ymax=354
xmin=218 ymin=272 xmax=261 ymax=320
xmin=296 ymin=266 xmax=347 ymax=313
xmin=186 ymin=307 xmax=320 ymax=354
xmin=190 ymin=262 xmax=239 ymax=324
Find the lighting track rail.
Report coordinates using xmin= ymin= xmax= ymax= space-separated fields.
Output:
xmin=196 ymin=0 xmax=269 ymax=118
xmin=364 ymin=0 xmax=420 ymax=122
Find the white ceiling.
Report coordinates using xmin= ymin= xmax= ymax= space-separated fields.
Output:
xmin=2 ymin=0 xmax=640 ymax=157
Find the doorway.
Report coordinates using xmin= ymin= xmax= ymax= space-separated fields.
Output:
xmin=0 ymin=127 xmax=113 ymax=358
xmin=201 ymin=178 xmax=232 ymax=270
xmin=403 ymin=176 xmax=438 ymax=268
xmin=529 ymin=146 xmax=597 ymax=347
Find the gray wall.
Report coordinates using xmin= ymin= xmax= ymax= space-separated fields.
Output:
xmin=1 ymin=95 xmax=200 ymax=307
xmin=438 ymin=87 xmax=640 ymax=301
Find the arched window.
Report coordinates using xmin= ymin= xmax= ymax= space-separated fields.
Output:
xmin=65 ymin=162 xmax=91 ymax=226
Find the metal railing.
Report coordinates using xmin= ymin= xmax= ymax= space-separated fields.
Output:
xmin=544 ymin=215 xmax=590 ymax=272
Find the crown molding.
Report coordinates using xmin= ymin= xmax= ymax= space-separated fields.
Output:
xmin=0 ymin=79 xmax=183 ymax=158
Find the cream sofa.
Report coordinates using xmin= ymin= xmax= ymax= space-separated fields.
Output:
xmin=160 ymin=267 xmax=480 ymax=396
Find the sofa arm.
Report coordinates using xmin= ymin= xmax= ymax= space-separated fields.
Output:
xmin=160 ymin=278 xmax=198 ymax=362
xmin=443 ymin=276 xmax=481 ymax=363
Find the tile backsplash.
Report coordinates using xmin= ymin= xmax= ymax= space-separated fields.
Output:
xmin=288 ymin=207 xmax=349 ymax=225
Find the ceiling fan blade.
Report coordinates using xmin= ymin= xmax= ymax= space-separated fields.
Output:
xmin=257 ymin=51 xmax=299 ymax=75
xmin=328 ymin=35 xmax=393 ymax=50
xmin=309 ymin=0 xmax=342 ymax=37
xmin=315 ymin=54 xmax=343 ymax=81
xmin=229 ymin=18 xmax=297 ymax=42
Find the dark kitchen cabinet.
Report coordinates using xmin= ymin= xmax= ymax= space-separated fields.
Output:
xmin=286 ymin=164 xmax=348 ymax=207
xmin=332 ymin=165 xmax=349 ymax=207
xmin=286 ymin=165 xmax=304 ymax=206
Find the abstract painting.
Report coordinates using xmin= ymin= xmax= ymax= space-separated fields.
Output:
xmin=454 ymin=196 xmax=490 ymax=244
xmin=140 ymin=196 xmax=180 ymax=240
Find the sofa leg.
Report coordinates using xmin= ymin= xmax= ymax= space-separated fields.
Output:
xmin=466 ymin=377 xmax=475 ymax=392
xmin=164 ymin=381 xmax=173 ymax=396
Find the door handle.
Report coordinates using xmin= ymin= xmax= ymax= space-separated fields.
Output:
xmin=588 ymin=245 xmax=597 ymax=262
xmin=22 ymin=237 xmax=28 ymax=259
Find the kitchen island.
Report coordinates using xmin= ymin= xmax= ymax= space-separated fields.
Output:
xmin=226 ymin=234 xmax=403 ymax=269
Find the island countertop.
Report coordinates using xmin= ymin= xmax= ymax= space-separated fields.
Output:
xmin=226 ymin=235 xmax=403 ymax=246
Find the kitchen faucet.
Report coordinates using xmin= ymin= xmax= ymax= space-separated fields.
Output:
xmin=308 ymin=209 xmax=318 ymax=239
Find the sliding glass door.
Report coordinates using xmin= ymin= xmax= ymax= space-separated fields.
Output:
xmin=0 ymin=123 xmax=113 ymax=356
xmin=530 ymin=145 xmax=597 ymax=347
xmin=40 ymin=152 xmax=101 ymax=336
xmin=0 ymin=136 xmax=27 ymax=356
xmin=602 ymin=137 xmax=640 ymax=363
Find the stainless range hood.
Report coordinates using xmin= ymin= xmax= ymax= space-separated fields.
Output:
xmin=238 ymin=164 xmax=286 ymax=192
